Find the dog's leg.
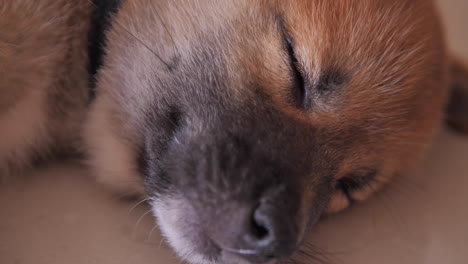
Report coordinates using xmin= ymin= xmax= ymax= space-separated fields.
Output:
xmin=0 ymin=1 xmax=92 ymax=175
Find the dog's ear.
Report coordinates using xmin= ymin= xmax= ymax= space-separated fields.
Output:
xmin=446 ymin=57 xmax=468 ymax=134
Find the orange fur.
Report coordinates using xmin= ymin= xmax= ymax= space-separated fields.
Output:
xmin=1 ymin=1 xmax=467 ymax=263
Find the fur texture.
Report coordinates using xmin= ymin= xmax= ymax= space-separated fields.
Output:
xmin=0 ymin=0 xmax=91 ymax=175
xmin=1 ymin=0 xmax=467 ymax=263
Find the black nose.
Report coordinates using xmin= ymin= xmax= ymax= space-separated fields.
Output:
xmin=212 ymin=201 xmax=298 ymax=263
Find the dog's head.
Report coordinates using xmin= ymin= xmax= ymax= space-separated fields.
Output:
xmin=85 ymin=0 xmax=459 ymax=263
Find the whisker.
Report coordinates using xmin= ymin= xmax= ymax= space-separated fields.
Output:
xmin=297 ymin=242 xmax=339 ymax=264
xmin=113 ymin=20 xmax=175 ymax=70
xmin=390 ymin=176 xmax=426 ymax=197
xmin=145 ymin=224 xmax=159 ymax=243
xmin=360 ymin=179 xmax=406 ymax=229
xmin=297 ymin=250 xmax=328 ymax=264
xmin=132 ymin=209 xmax=153 ymax=238
xmin=373 ymin=190 xmax=407 ymax=232
xmin=368 ymin=177 xmax=422 ymax=233
xmin=86 ymin=0 xmax=174 ymax=71
xmin=110 ymin=191 xmax=143 ymax=201
xmin=281 ymin=259 xmax=301 ymax=264
xmin=158 ymin=236 xmax=167 ymax=250
xmin=128 ymin=197 xmax=152 ymax=214
xmin=152 ymin=3 xmax=181 ymax=58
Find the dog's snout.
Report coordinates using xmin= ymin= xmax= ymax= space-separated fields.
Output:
xmin=212 ymin=200 xmax=297 ymax=263
xmin=167 ymin=112 xmax=309 ymax=263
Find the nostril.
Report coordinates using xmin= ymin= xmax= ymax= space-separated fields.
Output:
xmin=244 ymin=203 xmax=275 ymax=248
xmin=250 ymin=209 xmax=270 ymax=240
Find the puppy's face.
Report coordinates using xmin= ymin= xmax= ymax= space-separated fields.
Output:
xmin=87 ymin=0 xmax=448 ymax=263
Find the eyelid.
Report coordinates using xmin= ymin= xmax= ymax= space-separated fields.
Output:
xmin=284 ymin=34 xmax=308 ymax=109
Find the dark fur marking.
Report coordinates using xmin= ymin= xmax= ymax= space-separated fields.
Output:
xmin=316 ymin=68 xmax=348 ymax=94
xmin=139 ymin=108 xmax=183 ymax=197
xmin=447 ymin=84 xmax=468 ymax=133
xmin=88 ymin=0 xmax=123 ymax=100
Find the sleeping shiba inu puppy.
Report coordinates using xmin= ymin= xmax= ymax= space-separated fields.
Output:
xmin=1 ymin=0 xmax=468 ymax=263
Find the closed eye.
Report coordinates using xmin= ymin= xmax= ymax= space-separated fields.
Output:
xmin=336 ymin=168 xmax=378 ymax=203
xmin=284 ymin=36 xmax=308 ymax=109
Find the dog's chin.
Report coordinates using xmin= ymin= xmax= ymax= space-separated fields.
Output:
xmin=151 ymin=196 xmax=218 ymax=264
xmin=151 ymin=197 xmax=278 ymax=264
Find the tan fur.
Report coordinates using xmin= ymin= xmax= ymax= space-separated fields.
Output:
xmin=0 ymin=0 xmax=92 ymax=175
xmin=84 ymin=96 xmax=145 ymax=194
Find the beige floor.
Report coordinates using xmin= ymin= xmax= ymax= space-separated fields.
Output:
xmin=1 ymin=1 xmax=468 ymax=264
